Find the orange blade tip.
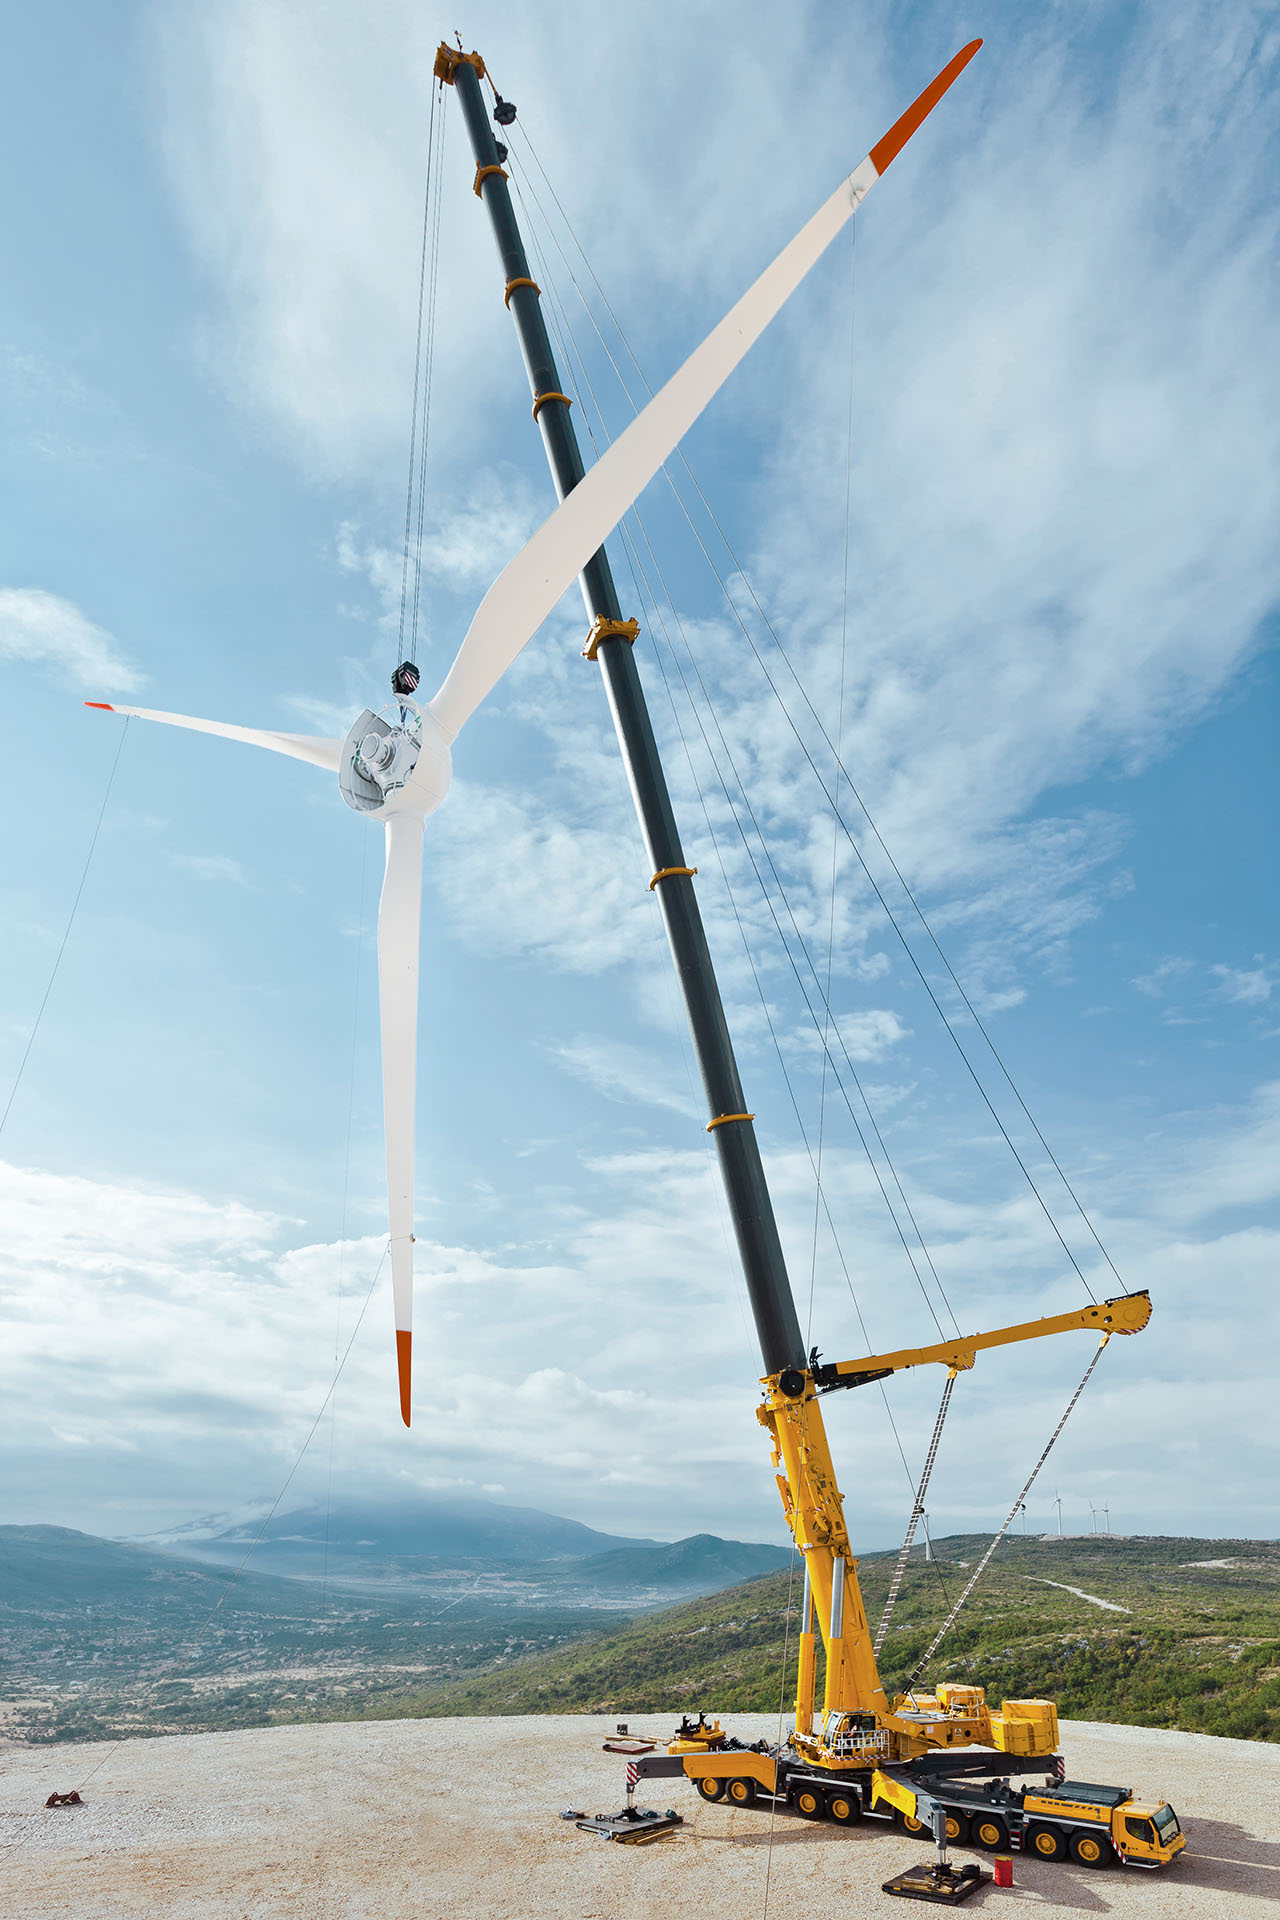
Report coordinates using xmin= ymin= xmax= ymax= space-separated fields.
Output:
xmin=396 ymin=1329 xmax=412 ymax=1427
xmin=870 ymin=39 xmax=983 ymax=176
xmin=84 ymin=702 xmax=115 ymax=711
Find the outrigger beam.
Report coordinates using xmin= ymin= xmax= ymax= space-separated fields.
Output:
xmin=811 ymin=1290 xmax=1152 ymax=1393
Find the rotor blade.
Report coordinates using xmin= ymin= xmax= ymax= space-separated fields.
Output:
xmin=377 ymin=811 xmax=425 ymax=1427
xmin=428 ymin=40 xmax=982 ymax=742
xmin=84 ymin=701 xmax=342 ymax=772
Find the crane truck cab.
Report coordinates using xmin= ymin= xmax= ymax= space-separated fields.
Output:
xmin=1020 ymin=1780 xmax=1185 ymax=1867
xmin=872 ymin=1769 xmax=1185 ymax=1869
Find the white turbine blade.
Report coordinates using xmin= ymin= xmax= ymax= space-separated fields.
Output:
xmin=85 ymin=701 xmax=342 ymax=772
xmin=377 ymin=811 xmax=425 ymax=1427
xmin=428 ymin=41 xmax=981 ymax=742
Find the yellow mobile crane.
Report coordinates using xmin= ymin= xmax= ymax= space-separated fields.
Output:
xmin=642 ymin=1289 xmax=1185 ymax=1891
xmin=437 ymin=39 xmax=1185 ymax=1896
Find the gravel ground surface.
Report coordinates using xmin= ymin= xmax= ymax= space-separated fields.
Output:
xmin=1 ymin=1714 xmax=1276 ymax=1918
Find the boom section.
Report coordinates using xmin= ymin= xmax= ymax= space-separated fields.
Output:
xmin=440 ymin=44 xmax=804 ymax=1376
xmin=813 ymin=1290 xmax=1151 ymax=1392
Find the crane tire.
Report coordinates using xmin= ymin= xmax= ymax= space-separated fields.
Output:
xmin=793 ymin=1786 xmax=825 ymax=1819
xmin=972 ymin=1815 xmax=1010 ymax=1851
xmin=727 ymin=1777 xmax=756 ymax=1807
xmin=895 ymin=1808 xmax=928 ymax=1836
xmin=826 ymin=1790 xmax=861 ymax=1825
xmin=944 ymin=1812 xmax=969 ymax=1844
xmin=695 ymin=1777 xmax=724 ymax=1802
xmin=1028 ymin=1824 xmax=1067 ymax=1861
xmin=1070 ymin=1829 xmax=1114 ymax=1868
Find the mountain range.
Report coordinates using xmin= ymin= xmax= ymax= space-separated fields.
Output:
xmin=133 ymin=1494 xmax=790 ymax=1599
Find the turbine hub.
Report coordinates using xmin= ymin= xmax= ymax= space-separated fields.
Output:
xmin=360 ymin=730 xmax=395 ymax=770
xmin=338 ymin=696 xmax=451 ymax=818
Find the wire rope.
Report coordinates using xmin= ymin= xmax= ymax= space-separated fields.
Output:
xmin=397 ymin=83 xmax=437 ymax=660
xmin=409 ymin=95 xmax=448 ymax=663
xmin=510 ymin=150 xmax=995 ymax=1341
xmin=507 ymin=123 xmax=1112 ymax=1304
xmin=760 ymin=1542 xmax=801 ymax=1920
xmin=809 ymin=225 xmax=858 ymax=1350
xmin=513 ymin=182 xmax=952 ymax=1585
xmin=513 ymin=178 xmax=971 ymax=1654
xmin=1 ymin=719 xmax=129 ymax=1141
xmin=905 ymin=1336 xmax=1111 ymax=1686
xmin=624 ymin=494 xmax=958 ymax=1340
xmin=524 ymin=218 xmax=960 ymax=1613
xmin=513 ymin=155 xmax=971 ymax=1654
xmin=874 ymin=1371 xmax=955 ymax=1653
xmin=397 ymin=81 xmax=448 ymax=666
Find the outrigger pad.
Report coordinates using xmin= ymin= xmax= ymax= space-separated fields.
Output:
xmin=882 ymin=1862 xmax=988 ymax=1905
xmin=575 ymin=1805 xmax=684 ymax=1845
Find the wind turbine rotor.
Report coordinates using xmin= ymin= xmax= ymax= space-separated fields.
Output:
xmin=83 ymin=37 xmax=983 ymax=1426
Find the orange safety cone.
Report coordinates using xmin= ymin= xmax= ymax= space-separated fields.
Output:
xmin=993 ymin=1854 xmax=1014 ymax=1886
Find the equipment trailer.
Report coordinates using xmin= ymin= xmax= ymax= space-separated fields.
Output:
xmin=433 ymin=38 xmax=1184 ymax=1889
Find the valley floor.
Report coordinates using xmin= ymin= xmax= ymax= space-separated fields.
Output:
xmin=1 ymin=1713 xmax=1276 ymax=1918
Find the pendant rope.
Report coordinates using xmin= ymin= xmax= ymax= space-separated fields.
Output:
xmin=905 ymin=1336 xmax=1111 ymax=1687
xmin=397 ymin=81 xmax=448 ymax=667
xmin=875 ymin=1370 xmax=956 ymax=1654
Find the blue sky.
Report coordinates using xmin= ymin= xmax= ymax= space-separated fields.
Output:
xmin=1 ymin=0 xmax=1277 ymax=1552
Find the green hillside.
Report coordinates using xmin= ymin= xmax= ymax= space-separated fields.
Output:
xmin=7 ymin=1530 xmax=1278 ymax=1745
xmin=394 ymin=1533 xmax=1280 ymax=1743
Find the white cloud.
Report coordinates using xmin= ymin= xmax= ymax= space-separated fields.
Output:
xmin=549 ymin=1035 xmax=700 ymax=1118
xmin=416 ymin=474 xmax=539 ymax=592
xmin=1132 ymin=957 xmax=1194 ymax=997
xmin=151 ymin=1 xmax=1280 ymax=1004
xmin=172 ymin=852 xmax=249 ymax=885
xmin=1211 ymin=960 xmax=1275 ymax=1006
xmin=4 ymin=1068 xmax=1278 ymax=1543
xmin=0 ymin=587 xmax=141 ymax=691
xmin=429 ymin=779 xmax=662 ymax=976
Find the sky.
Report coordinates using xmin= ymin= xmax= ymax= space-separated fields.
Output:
xmin=1 ymin=0 xmax=1278 ymax=1555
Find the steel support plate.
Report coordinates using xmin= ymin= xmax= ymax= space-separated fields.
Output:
xmin=882 ymin=1862 xmax=988 ymax=1904
xmin=575 ymin=1806 xmax=684 ymax=1844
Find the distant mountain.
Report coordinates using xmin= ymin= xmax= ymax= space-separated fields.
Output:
xmin=541 ymin=1533 xmax=791 ymax=1594
xmin=0 ymin=1524 xmax=321 ymax=1617
xmin=146 ymin=1498 xmax=790 ymax=1598
xmin=141 ymin=1494 xmax=662 ymax=1582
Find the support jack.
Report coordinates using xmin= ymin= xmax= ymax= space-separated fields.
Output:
xmin=882 ymin=1860 xmax=987 ymax=1905
xmin=575 ymin=1806 xmax=684 ymax=1845
xmin=884 ymin=1804 xmax=989 ymax=1904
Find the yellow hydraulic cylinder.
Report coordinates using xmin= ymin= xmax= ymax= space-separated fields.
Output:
xmin=795 ymin=1565 xmax=816 ymax=1734
xmin=758 ymin=1380 xmax=890 ymax=1719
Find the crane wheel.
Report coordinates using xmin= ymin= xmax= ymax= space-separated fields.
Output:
xmin=895 ymin=1809 xmax=928 ymax=1836
xmin=696 ymin=1777 xmax=724 ymax=1802
xmin=826 ymin=1791 xmax=861 ymax=1824
xmin=793 ymin=1787 xmax=824 ymax=1819
xmin=1070 ymin=1830 xmax=1114 ymax=1868
xmin=1028 ymin=1824 xmax=1066 ymax=1861
xmin=945 ymin=1813 xmax=968 ymax=1844
xmin=727 ymin=1778 xmax=756 ymax=1807
xmin=972 ymin=1815 xmax=1009 ymax=1851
